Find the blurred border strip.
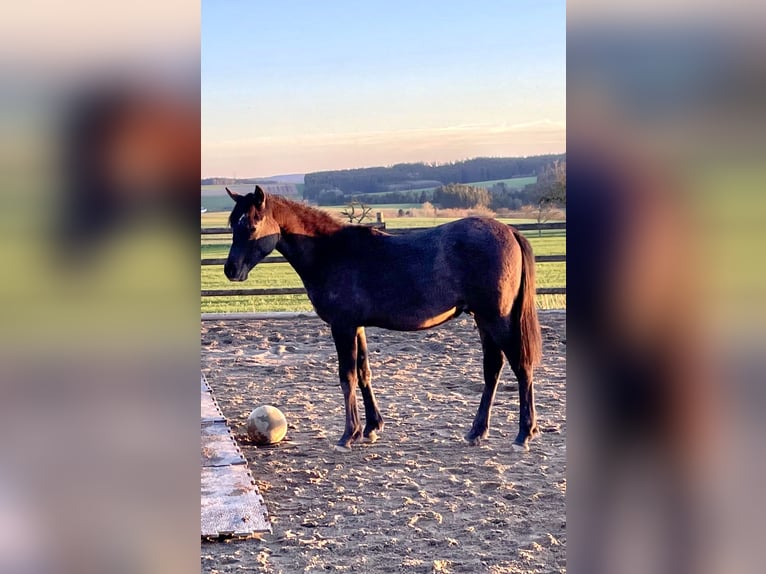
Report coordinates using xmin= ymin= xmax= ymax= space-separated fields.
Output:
xmin=568 ymin=2 xmax=766 ymax=573
xmin=0 ymin=2 xmax=201 ymax=573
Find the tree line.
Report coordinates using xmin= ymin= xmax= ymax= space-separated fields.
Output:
xmin=435 ymin=160 xmax=565 ymax=211
xmin=303 ymin=155 xmax=565 ymax=200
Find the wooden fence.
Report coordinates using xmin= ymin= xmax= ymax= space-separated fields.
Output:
xmin=201 ymin=221 xmax=566 ymax=298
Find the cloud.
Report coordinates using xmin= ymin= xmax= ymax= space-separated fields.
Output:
xmin=202 ymin=120 xmax=566 ymax=176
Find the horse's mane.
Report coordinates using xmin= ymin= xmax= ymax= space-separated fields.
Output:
xmin=229 ymin=192 xmax=385 ymax=238
xmin=269 ymin=195 xmax=345 ymax=235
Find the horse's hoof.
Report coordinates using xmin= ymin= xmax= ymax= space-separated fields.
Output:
xmin=364 ymin=431 xmax=378 ymax=443
xmin=511 ymin=441 xmax=529 ymax=452
xmin=464 ymin=434 xmax=485 ymax=446
xmin=333 ymin=444 xmax=352 ymax=452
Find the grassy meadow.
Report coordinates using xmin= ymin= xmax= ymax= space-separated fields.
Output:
xmin=355 ymin=176 xmax=537 ymax=200
xmin=202 ymin=176 xmax=537 ymax=213
xmin=201 ymin=205 xmax=565 ymax=313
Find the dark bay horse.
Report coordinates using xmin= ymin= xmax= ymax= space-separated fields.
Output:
xmin=224 ymin=186 xmax=542 ymax=451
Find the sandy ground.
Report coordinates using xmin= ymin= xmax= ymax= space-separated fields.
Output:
xmin=201 ymin=311 xmax=566 ymax=573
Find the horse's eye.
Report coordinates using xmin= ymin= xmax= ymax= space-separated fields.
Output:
xmin=236 ymin=215 xmax=253 ymax=230
xmin=235 ymin=214 xmax=258 ymax=234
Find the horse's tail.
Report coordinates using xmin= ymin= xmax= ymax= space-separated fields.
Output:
xmin=511 ymin=228 xmax=542 ymax=369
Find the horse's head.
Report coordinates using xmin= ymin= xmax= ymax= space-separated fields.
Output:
xmin=224 ymin=185 xmax=280 ymax=281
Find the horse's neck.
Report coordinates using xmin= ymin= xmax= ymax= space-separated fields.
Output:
xmin=274 ymin=233 xmax=321 ymax=280
xmin=271 ymin=199 xmax=342 ymax=281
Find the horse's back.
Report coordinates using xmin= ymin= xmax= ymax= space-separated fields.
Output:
xmin=381 ymin=217 xmax=522 ymax=312
xmin=313 ymin=217 xmax=524 ymax=328
xmin=370 ymin=217 xmax=522 ymax=288
xmin=438 ymin=218 xmax=523 ymax=311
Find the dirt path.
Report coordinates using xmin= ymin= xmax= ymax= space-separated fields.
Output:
xmin=201 ymin=311 xmax=565 ymax=573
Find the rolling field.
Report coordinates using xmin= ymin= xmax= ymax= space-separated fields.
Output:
xmin=201 ymin=176 xmax=537 ymax=213
xmin=355 ymin=175 xmax=538 ymax=200
xmin=202 ymin=183 xmax=302 ymax=213
xmin=202 ymin=194 xmax=243 ymax=213
xmin=464 ymin=176 xmax=537 ymax=189
xmin=201 ymin=209 xmax=565 ymax=313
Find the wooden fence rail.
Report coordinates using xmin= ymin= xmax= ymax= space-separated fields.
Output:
xmin=202 ymin=287 xmax=567 ymax=297
xmin=201 ymin=221 xmax=566 ymax=300
xmin=201 ymin=254 xmax=566 ymax=266
xmin=200 ymin=221 xmax=566 ymax=235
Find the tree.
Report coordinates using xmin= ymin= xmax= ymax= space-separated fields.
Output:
xmin=533 ymin=194 xmax=556 ymax=235
xmin=316 ymin=188 xmax=345 ymax=206
xmin=536 ymin=160 xmax=566 ymax=205
xmin=433 ymin=183 xmax=490 ymax=209
xmin=489 ymin=182 xmax=524 ymax=211
xmin=530 ymin=160 xmax=566 ymax=235
xmin=340 ymin=201 xmax=373 ymax=223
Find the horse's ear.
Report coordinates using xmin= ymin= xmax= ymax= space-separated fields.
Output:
xmin=226 ymin=187 xmax=241 ymax=201
xmin=254 ymin=185 xmax=266 ymax=209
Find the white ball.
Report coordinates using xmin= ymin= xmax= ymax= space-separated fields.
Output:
xmin=246 ymin=405 xmax=287 ymax=445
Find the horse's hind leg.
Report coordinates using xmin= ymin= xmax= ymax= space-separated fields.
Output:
xmin=505 ymin=343 xmax=539 ymax=452
xmin=465 ymin=326 xmax=504 ymax=446
xmin=356 ymin=327 xmax=384 ymax=442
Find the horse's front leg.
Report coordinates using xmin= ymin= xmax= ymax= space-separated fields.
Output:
xmin=331 ymin=324 xmax=363 ymax=451
xmin=356 ymin=327 xmax=384 ymax=443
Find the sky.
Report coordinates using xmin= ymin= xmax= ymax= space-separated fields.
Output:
xmin=202 ymin=1 xmax=565 ymax=178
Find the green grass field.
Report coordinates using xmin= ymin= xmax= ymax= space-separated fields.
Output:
xmin=202 ymin=183 xmax=304 ymax=212
xmin=200 ymin=176 xmax=538 ymax=212
xmin=465 ymin=176 xmax=537 ymax=189
xmin=202 ymin=209 xmax=565 ymax=313
xmin=347 ymin=175 xmax=537 ymax=203
xmin=201 ymin=208 xmax=556 ymax=230
xmin=339 ymin=203 xmax=423 ymax=212
xmin=202 ymin=194 xmax=240 ymax=213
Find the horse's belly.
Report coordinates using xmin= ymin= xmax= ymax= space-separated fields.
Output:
xmin=413 ymin=307 xmax=459 ymax=329
xmin=370 ymin=306 xmax=460 ymax=331
xmin=309 ymin=283 xmax=464 ymax=331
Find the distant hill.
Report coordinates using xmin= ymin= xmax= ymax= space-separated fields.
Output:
xmin=201 ymin=173 xmax=304 ymax=185
xmin=265 ymin=173 xmax=304 ymax=184
xmin=303 ymin=155 xmax=565 ymax=200
xmin=201 ymin=181 xmax=302 ymax=212
xmin=201 ymin=183 xmax=299 ymax=197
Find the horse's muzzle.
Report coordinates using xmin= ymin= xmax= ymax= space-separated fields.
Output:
xmin=224 ymin=262 xmax=248 ymax=281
